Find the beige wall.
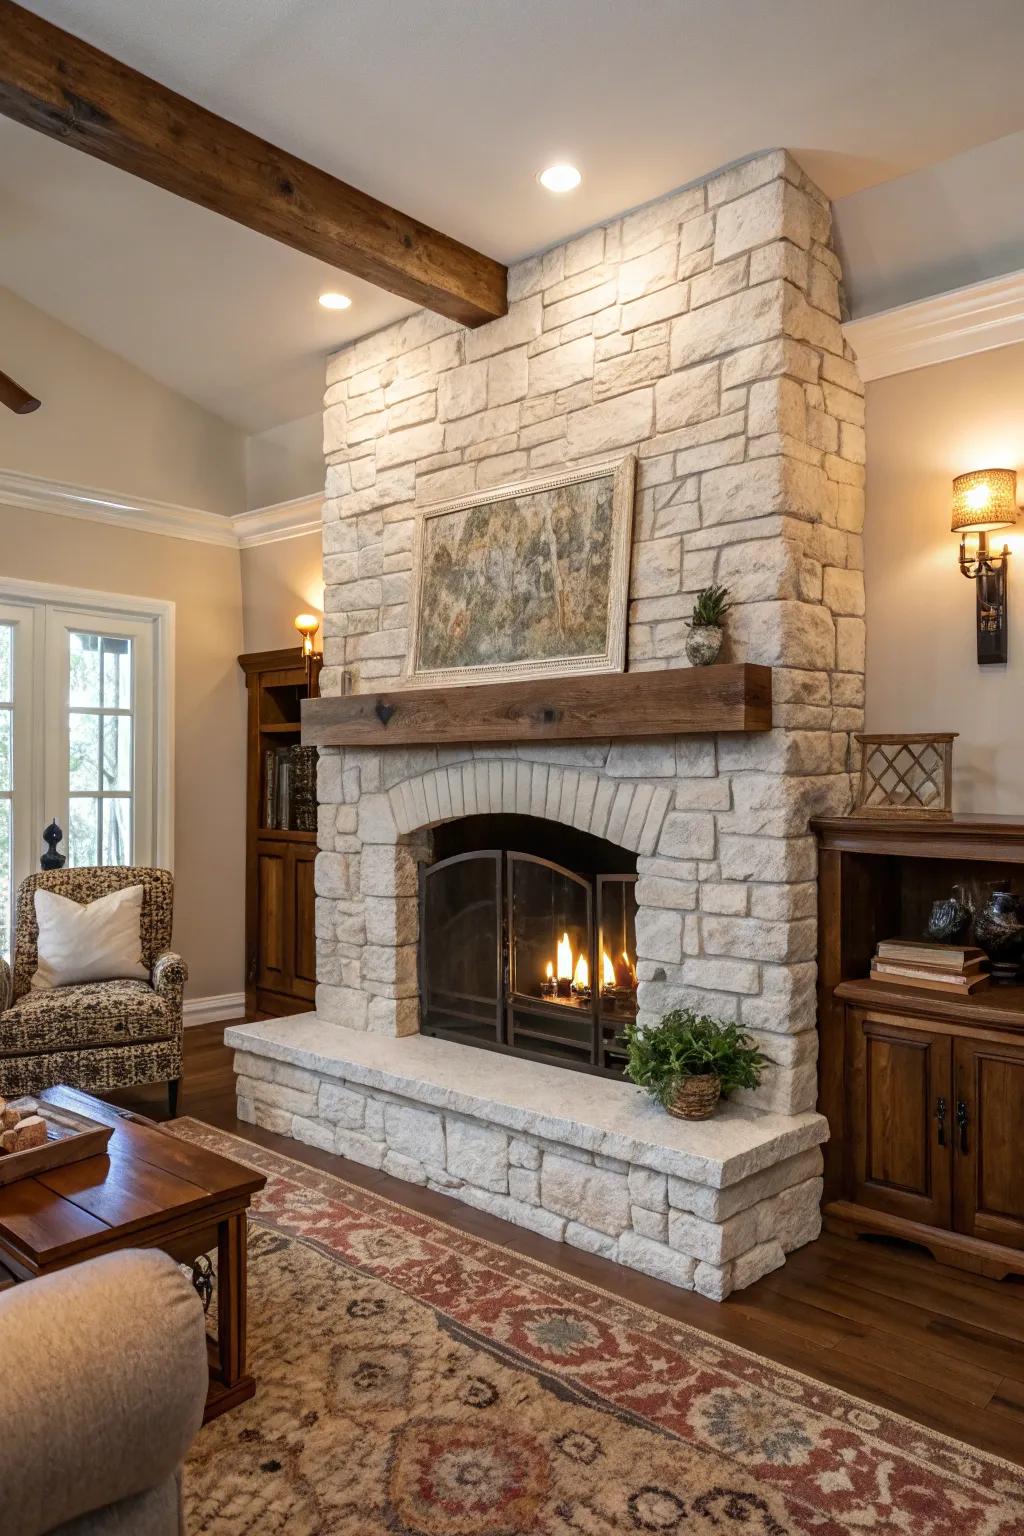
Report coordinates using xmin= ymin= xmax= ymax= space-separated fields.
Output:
xmin=240 ymin=531 xmax=323 ymax=653
xmin=0 ymin=286 xmax=245 ymax=513
xmin=864 ymin=341 xmax=1024 ymax=813
xmin=0 ymin=503 xmax=246 ymax=998
xmin=244 ymin=412 xmax=323 ymax=510
xmin=0 ymin=288 xmax=250 ymax=1000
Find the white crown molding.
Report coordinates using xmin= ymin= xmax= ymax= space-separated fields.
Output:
xmin=184 ymin=992 xmax=246 ymax=1026
xmin=844 ymin=268 xmax=1024 ymax=382
xmin=0 ymin=468 xmax=323 ymax=549
xmin=232 ymin=493 xmax=323 ymax=547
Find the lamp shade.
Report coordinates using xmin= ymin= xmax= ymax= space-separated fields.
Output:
xmin=951 ymin=468 xmax=1018 ymax=533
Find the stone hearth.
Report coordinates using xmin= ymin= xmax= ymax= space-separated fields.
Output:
xmin=233 ymin=148 xmax=866 ymax=1298
xmin=228 ymin=1016 xmax=827 ymax=1299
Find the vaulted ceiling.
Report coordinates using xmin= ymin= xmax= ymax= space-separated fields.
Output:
xmin=3 ymin=0 xmax=1024 ymax=431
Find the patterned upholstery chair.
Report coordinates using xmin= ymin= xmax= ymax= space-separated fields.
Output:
xmin=0 ymin=867 xmax=186 ymax=1115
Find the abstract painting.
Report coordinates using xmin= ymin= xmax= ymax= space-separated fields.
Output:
xmin=405 ymin=456 xmax=635 ymax=687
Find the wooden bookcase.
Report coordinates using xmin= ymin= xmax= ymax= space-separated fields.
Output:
xmin=814 ymin=815 xmax=1024 ymax=1279
xmin=238 ymin=648 xmax=321 ymax=1019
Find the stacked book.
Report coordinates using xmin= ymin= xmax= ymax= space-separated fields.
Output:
xmin=870 ymin=940 xmax=989 ymax=995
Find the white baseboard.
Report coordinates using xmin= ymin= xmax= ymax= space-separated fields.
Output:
xmin=183 ymin=992 xmax=246 ymax=1026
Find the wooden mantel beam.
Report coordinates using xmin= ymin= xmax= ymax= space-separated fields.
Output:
xmin=0 ymin=368 xmax=40 ymax=414
xmin=301 ymin=665 xmax=773 ymax=749
xmin=0 ymin=0 xmax=508 ymax=327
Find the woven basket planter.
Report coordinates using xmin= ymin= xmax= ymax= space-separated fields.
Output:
xmin=666 ymin=1073 xmax=721 ymax=1121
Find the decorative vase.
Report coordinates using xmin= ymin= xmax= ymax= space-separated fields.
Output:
xmin=974 ymin=885 xmax=1024 ymax=984
xmin=685 ymin=625 xmax=723 ymax=667
xmin=667 ymin=1074 xmax=721 ymax=1121
xmin=925 ymin=885 xmax=972 ymax=944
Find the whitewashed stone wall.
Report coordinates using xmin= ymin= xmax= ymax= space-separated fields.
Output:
xmin=314 ymin=149 xmax=866 ymax=1119
xmin=235 ymin=1045 xmax=825 ymax=1300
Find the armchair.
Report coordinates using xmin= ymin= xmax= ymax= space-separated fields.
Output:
xmin=0 ymin=868 xmax=187 ymax=1114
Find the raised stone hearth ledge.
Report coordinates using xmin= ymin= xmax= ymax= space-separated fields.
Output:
xmin=227 ymin=1015 xmax=828 ymax=1299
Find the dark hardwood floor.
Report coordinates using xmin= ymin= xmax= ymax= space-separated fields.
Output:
xmin=107 ymin=1021 xmax=1024 ymax=1467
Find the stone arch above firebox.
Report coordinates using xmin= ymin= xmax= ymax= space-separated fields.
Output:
xmin=383 ymin=760 xmax=673 ymax=856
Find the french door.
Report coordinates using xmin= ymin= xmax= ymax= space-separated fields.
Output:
xmin=0 ymin=591 xmax=167 ymax=957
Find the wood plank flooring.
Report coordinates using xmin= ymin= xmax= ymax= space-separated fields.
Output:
xmin=105 ymin=1022 xmax=1024 ymax=1467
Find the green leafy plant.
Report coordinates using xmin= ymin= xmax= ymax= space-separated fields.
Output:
xmin=624 ymin=1010 xmax=765 ymax=1108
xmin=689 ymin=583 xmax=731 ymax=629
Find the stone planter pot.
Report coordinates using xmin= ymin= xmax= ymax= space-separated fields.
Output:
xmin=666 ymin=1074 xmax=721 ymax=1121
xmin=685 ymin=625 xmax=723 ymax=667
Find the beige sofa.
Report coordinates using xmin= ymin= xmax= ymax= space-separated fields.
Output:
xmin=0 ymin=1248 xmax=208 ymax=1535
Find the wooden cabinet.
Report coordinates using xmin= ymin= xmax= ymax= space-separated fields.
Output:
xmin=239 ymin=648 xmax=320 ymax=1018
xmin=954 ymin=1034 xmax=1024 ymax=1250
xmin=815 ymin=814 xmax=1024 ymax=1280
xmin=846 ymin=1011 xmax=951 ymax=1229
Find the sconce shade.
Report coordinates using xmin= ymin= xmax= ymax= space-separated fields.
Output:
xmin=951 ymin=468 xmax=1018 ymax=533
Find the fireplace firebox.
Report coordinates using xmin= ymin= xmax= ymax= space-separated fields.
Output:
xmin=419 ymin=815 xmax=638 ymax=1076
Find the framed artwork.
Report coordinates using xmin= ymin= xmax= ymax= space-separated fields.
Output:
xmin=405 ymin=455 xmax=636 ymax=688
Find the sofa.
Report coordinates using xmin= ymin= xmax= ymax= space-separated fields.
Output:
xmin=0 ymin=868 xmax=187 ymax=1114
xmin=0 ymin=1247 xmax=208 ymax=1534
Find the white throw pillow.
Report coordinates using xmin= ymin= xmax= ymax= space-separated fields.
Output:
xmin=31 ymin=885 xmax=148 ymax=991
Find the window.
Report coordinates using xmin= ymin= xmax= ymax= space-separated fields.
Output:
xmin=0 ymin=583 xmax=172 ymax=955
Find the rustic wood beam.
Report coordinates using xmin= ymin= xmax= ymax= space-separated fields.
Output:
xmin=301 ymin=665 xmax=773 ymax=749
xmin=0 ymin=0 xmax=507 ymax=327
xmin=0 ymin=368 xmax=41 ymax=414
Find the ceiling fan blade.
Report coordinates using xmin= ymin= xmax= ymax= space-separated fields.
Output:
xmin=0 ymin=369 xmax=41 ymax=414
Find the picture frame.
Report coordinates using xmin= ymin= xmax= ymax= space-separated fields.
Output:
xmin=404 ymin=455 xmax=636 ymax=689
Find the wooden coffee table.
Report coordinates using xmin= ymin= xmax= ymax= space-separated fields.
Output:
xmin=0 ymin=1086 xmax=266 ymax=1422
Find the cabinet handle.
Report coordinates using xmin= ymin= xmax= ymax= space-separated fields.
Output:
xmin=935 ymin=1096 xmax=947 ymax=1147
xmin=955 ymin=1098 xmax=969 ymax=1154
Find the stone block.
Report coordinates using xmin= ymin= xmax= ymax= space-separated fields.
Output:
xmin=732 ymin=1240 xmax=786 ymax=1290
xmin=616 ymin=1231 xmax=695 ymax=1289
xmin=510 ymin=1137 xmax=541 ymax=1169
xmin=445 ymin=1118 xmax=509 ymax=1194
xmin=653 ymin=361 xmax=720 ymax=431
xmin=658 ymin=812 xmax=716 ymax=860
xmin=457 ymin=1183 xmax=567 ymax=1242
xmin=566 ymin=1222 xmax=618 ymax=1259
xmin=668 ymin=1204 xmax=759 ymax=1264
xmin=631 ymin=1205 xmax=668 ymax=1242
xmin=508 ymin=1167 xmax=540 ymax=1204
xmin=670 ymin=283 xmax=784 ymax=370
xmin=384 ymin=1102 xmax=445 ymax=1165
xmin=334 ymin=1128 xmax=386 ymax=1170
xmin=528 ymin=335 xmax=595 ymax=396
xmin=566 ymin=388 xmax=653 ymax=457
xmin=693 ymin=1260 xmax=733 ymax=1301
xmin=541 ymin=1154 xmax=630 ymax=1236
xmin=318 ymin=1082 xmax=367 ymax=1130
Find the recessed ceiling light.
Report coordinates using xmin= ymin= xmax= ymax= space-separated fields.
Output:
xmin=538 ymin=163 xmax=581 ymax=194
xmin=318 ymin=291 xmax=352 ymax=310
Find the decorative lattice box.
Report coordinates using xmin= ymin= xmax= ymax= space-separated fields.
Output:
xmin=853 ymin=733 xmax=956 ymax=820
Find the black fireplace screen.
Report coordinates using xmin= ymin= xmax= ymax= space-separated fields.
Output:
xmin=419 ymin=848 xmax=638 ymax=1076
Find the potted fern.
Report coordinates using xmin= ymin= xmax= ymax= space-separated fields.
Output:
xmin=624 ymin=1010 xmax=766 ymax=1120
xmin=686 ymin=582 xmax=730 ymax=666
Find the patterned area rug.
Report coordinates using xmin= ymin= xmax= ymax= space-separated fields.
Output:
xmin=172 ymin=1120 xmax=1024 ymax=1535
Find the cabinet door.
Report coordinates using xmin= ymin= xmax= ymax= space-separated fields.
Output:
xmin=845 ymin=1010 xmax=952 ymax=1228
xmin=256 ymin=844 xmax=289 ymax=995
xmin=291 ymin=847 xmax=317 ymax=1003
xmin=954 ymin=1036 xmax=1024 ymax=1250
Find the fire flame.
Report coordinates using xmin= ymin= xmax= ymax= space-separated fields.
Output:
xmin=556 ymin=931 xmax=573 ymax=982
xmin=545 ymin=960 xmax=554 ymax=981
xmin=601 ymin=950 xmax=616 ymax=987
xmin=573 ymin=953 xmax=589 ymax=991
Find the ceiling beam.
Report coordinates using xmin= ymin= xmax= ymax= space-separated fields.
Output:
xmin=0 ymin=368 xmax=41 ymax=414
xmin=0 ymin=0 xmax=508 ymax=327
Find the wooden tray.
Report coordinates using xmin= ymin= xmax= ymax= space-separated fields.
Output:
xmin=0 ymin=1097 xmax=113 ymax=1185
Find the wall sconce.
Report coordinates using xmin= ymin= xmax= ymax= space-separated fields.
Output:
xmin=293 ymin=612 xmax=321 ymax=690
xmin=952 ymin=469 xmax=1018 ymax=665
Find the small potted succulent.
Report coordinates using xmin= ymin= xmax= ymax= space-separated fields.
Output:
xmin=686 ymin=583 xmax=730 ymax=666
xmin=624 ymin=1010 xmax=765 ymax=1121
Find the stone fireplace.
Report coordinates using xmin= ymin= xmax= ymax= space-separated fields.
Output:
xmin=228 ymin=147 xmax=866 ymax=1299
